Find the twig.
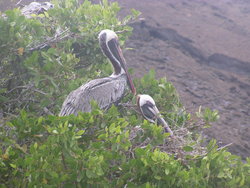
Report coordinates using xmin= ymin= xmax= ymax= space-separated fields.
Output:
xmin=3 ymin=112 xmax=18 ymax=118
xmin=115 ymin=29 xmax=131 ymax=34
xmin=217 ymin=143 xmax=233 ymax=151
xmin=16 ymin=0 xmax=23 ymax=6
xmin=195 ymin=142 xmax=233 ymax=159
xmin=32 ymin=88 xmax=48 ymax=96
xmin=26 ymin=29 xmax=74 ymax=52
xmin=61 ymin=152 xmax=68 ymax=170
xmin=118 ymin=102 xmax=141 ymax=114
xmin=7 ymin=83 xmax=48 ymax=96
xmin=118 ymin=103 xmax=136 ymax=108
xmin=7 ymin=85 xmax=32 ymax=94
xmin=43 ymin=107 xmax=54 ymax=115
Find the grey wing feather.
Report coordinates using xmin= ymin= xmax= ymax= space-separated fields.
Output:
xmin=140 ymin=104 xmax=156 ymax=122
xmin=140 ymin=103 xmax=173 ymax=136
xmin=59 ymin=76 xmax=127 ymax=116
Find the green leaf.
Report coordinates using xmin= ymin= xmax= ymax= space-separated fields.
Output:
xmin=20 ymin=110 xmax=27 ymax=119
xmin=37 ymin=116 xmax=43 ymax=124
xmin=165 ymin=168 xmax=170 ymax=175
xmin=240 ymin=173 xmax=245 ymax=186
xmin=52 ymin=130 xmax=58 ymax=134
xmin=183 ymin=146 xmax=194 ymax=152
xmin=86 ymin=169 xmax=95 ymax=178
xmin=33 ymin=142 xmax=38 ymax=149
xmin=131 ymin=8 xmax=141 ymax=17
xmin=217 ymin=171 xmax=225 ymax=178
xmin=154 ymin=175 xmax=161 ymax=180
xmin=76 ymin=130 xmax=85 ymax=136
xmin=207 ymin=139 xmax=217 ymax=151
xmin=49 ymin=171 xmax=59 ymax=179
xmin=0 ymin=88 xmax=7 ymax=93
xmin=10 ymin=163 xmax=17 ymax=169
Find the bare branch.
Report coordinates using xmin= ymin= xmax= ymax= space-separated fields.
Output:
xmin=31 ymin=88 xmax=48 ymax=96
xmin=118 ymin=102 xmax=141 ymax=114
xmin=7 ymin=85 xmax=32 ymax=94
xmin=43 ymin=107 xmax=54 ymax=115
xmin=16 ymin=0 xmax=24 ymax=6
xmin=26 ymin=29 xmax=75 ymax=52
xmin=217 ymin=143 xmax=233 ymax=151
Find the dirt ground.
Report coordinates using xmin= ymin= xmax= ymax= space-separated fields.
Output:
xmin=1 ymin=0 xmax=250 ymax=159
xmin=116 ymin=0 xmax=250 ymax=159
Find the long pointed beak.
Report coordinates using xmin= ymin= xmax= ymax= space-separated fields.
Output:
xmin=151 ymin=105 xmax=174 ymax=136
xmin=107 ymin=38 xmax=136 ymax=95
xmin=157 ymin=116 xmax=174 ymax=136
xmin=117 ymin=46 xmax=137 ymax=95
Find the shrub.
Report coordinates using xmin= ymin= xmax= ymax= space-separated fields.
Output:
xmin=0 ymin=0 xmax=139 ymax=117
xmin=1 ymin=73 xmax=250 ymax=187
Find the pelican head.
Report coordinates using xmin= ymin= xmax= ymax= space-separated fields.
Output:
xmin=137 ymin=94 xmax=174 ymax=136
xmin=137 ymin=94 xmax=158 ymax=123
xmin=98 ymin=29 xmax=118 ymax=43
xmin=98 ymin=29 xmax=136 ymax=95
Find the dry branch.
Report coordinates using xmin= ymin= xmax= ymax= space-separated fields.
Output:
xmin=26 ymin=29 xmax=75 ymax=52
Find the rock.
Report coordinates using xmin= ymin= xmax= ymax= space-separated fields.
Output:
xmin=21 ymin=2 xmax=54 ymax=18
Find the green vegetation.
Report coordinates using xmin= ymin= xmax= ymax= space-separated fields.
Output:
xmin=0 ymin=0 xmax=138 ymax=117
xmin=0 ymin=0 xmax=249 ymax=187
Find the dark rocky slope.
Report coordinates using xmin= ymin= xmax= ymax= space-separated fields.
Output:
xmin=115 ymin=0 xmax=250 ymax=159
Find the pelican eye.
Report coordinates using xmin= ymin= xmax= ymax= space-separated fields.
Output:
xmin=99 ymin=33 xmax=106 ymax=43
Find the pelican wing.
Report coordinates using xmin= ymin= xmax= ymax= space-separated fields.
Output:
xmin=140 ymin=102 xmax=173 ymax=136
xmin=59 ymin=75 xmax=127 ymax=116
xmin=140 ymin=102 xmax=158 ymax=123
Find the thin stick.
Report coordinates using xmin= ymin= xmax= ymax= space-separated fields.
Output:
xmin=27 ymin=29 xmax=74 ymax=52
xmin=61 ymin=152 xmax=68 ymax=170
xmin=43 ymin=107 xmax=54 ymax=115
xmin=217 ymin=143 xmax=233 ymax=151
xmin=16 ymin=0 xmax=23 ymax=6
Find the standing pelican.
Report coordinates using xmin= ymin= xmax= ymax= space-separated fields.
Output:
xmin=137 ymin=94 xmax=174 ymax=136
xmin=59 ymin=30 xmax=136 ymax=116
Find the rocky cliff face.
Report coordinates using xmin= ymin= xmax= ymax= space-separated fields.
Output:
xmin=115 ymin=0 xmax=250 ymax=159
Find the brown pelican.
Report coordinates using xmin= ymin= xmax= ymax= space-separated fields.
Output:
xmin=137 ymin=94 xmax=174 ymax=136
xmin=59 ymin=29 xmax=136 ymax=116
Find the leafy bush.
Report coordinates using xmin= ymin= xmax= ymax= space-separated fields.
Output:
xmin=1 ymin=0 xmax=249 ymax=187
xmin=1 ymin=100 xmax=250 ymax=187
xmin=0 ymin=0 xmax=139 ymax=117
xmin=1 ymin=72 xmax=250 ymax=187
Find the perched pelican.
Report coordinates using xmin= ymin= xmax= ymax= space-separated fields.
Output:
xmin=137 ymin=94 xmax=174 ymax=136
xmin=59 ymin=29 xmax=136 ymax=116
